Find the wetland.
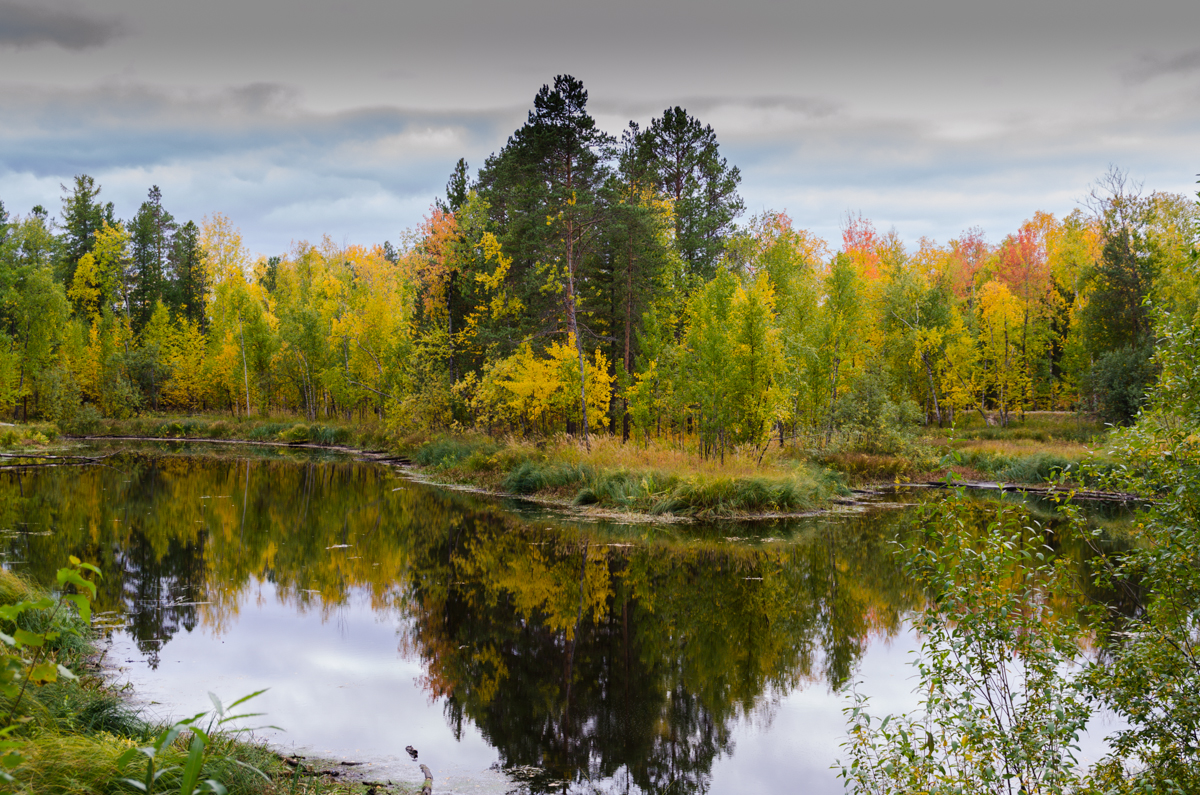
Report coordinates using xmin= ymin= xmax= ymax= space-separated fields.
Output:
xmin=0 ymin=442 xmax=1126 ymax=793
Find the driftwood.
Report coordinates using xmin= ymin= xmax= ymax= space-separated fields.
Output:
xmin=0 ymin=451 xmax=120 ymax=470
xmin=0 ymin=451 xmax=115 ymax=462
xmin=420 ymin=763 xmax=433 ymax=795
xmin=913 ymin=480 xmax=1149 ymax=504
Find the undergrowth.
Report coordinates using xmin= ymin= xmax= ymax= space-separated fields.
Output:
xmin=0 ymin=567 xmax=393 ymax=795
xmin=410 ymin=434 xmax=847 ymax=516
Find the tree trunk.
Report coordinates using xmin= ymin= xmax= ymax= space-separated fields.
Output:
xmin=238 ymin=314 xmax=251 ymax=418
xmin=564 ymin=197 xmax=590 ymax=449
xmin=922 ymin=353 xmax=942 ymax=426
xmin=825 ymin=354 xmax=841 ymax=447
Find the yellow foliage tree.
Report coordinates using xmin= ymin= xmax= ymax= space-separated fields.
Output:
xmin=482 ymin=336 xmax=614 ymax=435
xmin=977 ymin=280 xmax=1027 ymax=425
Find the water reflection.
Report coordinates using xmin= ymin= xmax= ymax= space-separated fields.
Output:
xmin=1 ymin=446 xmax=927 ymax=793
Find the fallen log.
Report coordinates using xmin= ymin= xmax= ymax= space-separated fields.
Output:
xmin=916 ymin=480 xmax=1150 ymax=504
xmin=420 ymin=763 xmax=433 ymax=795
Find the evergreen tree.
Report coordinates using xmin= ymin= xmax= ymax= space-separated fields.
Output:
xmin=57 ymin=174 xmax=113 ymax=288
xmin=171 ymin=220 xmax=207 ymax=331
xmin=644 ymin=107 xmax=743 ymax=284
xmin=438 ymin=158 xmax=471 ymax=213
xmin=129 ymin=186 xmax=177 ymax=332
xmin=477 ymin=75 xmax=614 ymax=442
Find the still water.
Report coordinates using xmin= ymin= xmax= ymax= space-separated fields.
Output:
xmin=0 ymin=443 xmax=1103 ymax=793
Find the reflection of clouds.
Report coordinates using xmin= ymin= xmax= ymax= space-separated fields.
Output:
xmin=111 ymin=583 xmax=501 ymax=791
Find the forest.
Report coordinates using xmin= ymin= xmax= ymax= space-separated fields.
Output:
xmin=1 ymin=74 xmax=1196 ymax=460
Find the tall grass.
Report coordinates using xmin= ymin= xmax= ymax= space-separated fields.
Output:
xmin=411 ymin=434 xmax=847 ymax=516
xmin=0 ymin=568 xmax=299 ymax=794
xmin=86 ymin=415 xmax=391 ymax=451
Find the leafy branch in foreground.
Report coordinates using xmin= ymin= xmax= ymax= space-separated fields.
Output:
xmin=0 ymin=555 xmax=100 ymax=783
xmin=1072 ymin=352 xmax=1200 ymax=793
xmin=838 ymin=497 xmax=1089 ymax=795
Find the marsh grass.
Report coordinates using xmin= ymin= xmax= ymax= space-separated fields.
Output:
xmin=0 ymin=422 xmax=59 ymax=450
xmin=414 ymin=434 xmax=846 ymax=516
xmin=924 ymin=410 xmax=1105 ymax=444
xmin=909 ymin=412 xmax=1114 ymax=485
xmin=84 ymin=415 xmax=393 ymax=452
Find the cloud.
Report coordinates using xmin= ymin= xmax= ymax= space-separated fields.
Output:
xmin=0 ymin=80 xmax=525 ymax=253
xmin=0 ymin=1 xmax=125 ymax=50
xmin=0 ymin=71 xmax=1196 ymax=259
xmin=1126 ymin=48 xmax=1200 ymax=83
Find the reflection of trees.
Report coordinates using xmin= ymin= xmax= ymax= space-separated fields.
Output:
xmin=0 ymin=450 xmax=925 ymax=795
xmin=404 ymin=511 xmax=923 ymax=794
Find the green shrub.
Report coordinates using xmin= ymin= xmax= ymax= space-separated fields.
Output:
xmin=501 ymin=460 xmax=591 ymax=494
xmin=994 ymin=452 xmax=1074 ymax=483
xmin=65 ymin=405 xmax=101 ymax=436
xmin=206 ymin=421 xmax=232 ymax=439
xmin=245 ymin=422 xmax=292 ymax=441
xmin=279 ymin=424 xmax=310 ymax=443
xmin=415 ymin=436 xmax=499 ymax=468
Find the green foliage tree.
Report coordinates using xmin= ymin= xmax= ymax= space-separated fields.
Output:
xmin=56 ymin=174 xmax=113 ymax=290
xmin=644 ymin=106 xmax=744 ymax=284
xmin=840 ymin=499 xmax=1090 ymax=795
xmin=129 ymin=186 xmax=178 ymax=332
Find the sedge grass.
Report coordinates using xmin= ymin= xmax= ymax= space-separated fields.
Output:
xmin=415 ymin=434 xmax=847 ymax=517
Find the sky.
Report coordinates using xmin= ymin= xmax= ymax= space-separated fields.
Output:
xmin=1 ymin=0 xmax=1199 ymax=257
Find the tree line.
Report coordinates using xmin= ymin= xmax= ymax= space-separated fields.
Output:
xmin=1 ymin=74 xmax=1195 ymax=455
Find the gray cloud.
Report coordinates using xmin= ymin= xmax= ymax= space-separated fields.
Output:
xmin=1 ymin=0 xmax=1198 ymax=257
xmin=0 ymin=1 xmax=124 ymax=50
xmin=3 ymin=70 xmax=1196 ymax=257
xmin=1127 ymin=48 xmax=1200 ymax=83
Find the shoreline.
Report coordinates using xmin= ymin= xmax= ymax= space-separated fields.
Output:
xmin=71 ymin=434 xmax=897 ymax=521
xmin=67 ymin=435 xmax=1146 ymax=521
xmin=72 ymin=437 xmax=1142 ymax=516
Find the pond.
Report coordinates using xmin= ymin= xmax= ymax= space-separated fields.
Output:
xmin=0 ymin=443 xmax=1121 ymax=793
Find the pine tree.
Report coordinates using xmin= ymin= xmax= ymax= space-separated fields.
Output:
xmin=644 ymin=106 xmax=743 ymax=285
xmin=57 ymin=175 xmax=113 ymax=288
xmin=129 ymin=186 xmax=177 ymax=332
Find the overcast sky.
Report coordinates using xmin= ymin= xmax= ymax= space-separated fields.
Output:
xmin=2 ymin=0 xmax=1198 ymax=256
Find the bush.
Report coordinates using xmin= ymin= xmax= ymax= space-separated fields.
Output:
xmin=993 ymin=452 xmax=1074 ymax=483
xmin=65 ymin=405 xmax=102 ymax=436
xmin=1088 ymin=343 xmax=1157 ymax=425
xmin=832 ymin=369 xmax=922 ymax=455
xmin=415 ymin=436 xmax=499 ymax=468
xmin=840 ymin=499 xmax=1089 ymax=794
xmin=501 ymin=460 xmax=591 ymax=494
xmin=37 ymin=366 xmax=81 ymax=430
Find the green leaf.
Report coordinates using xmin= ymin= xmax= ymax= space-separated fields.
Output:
xmin=178 ymin=732 xmax=207 ymax=795
xmin=224 ymin=688 xmax=269 ymax=712
xmin=13 ymin=629 xmax=44 ymax=648
xmin=29 ymin=660 xmax=58 ymax=683
xmin=63 ymin=593 xmax=91 ymax=623
xmin=76 ymin=560 xmax=102 ymax=577
xmin=56 ymin=568 xmax=96 ymax=598
xmin=117 ymin=747 xmax=146 ymax=770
